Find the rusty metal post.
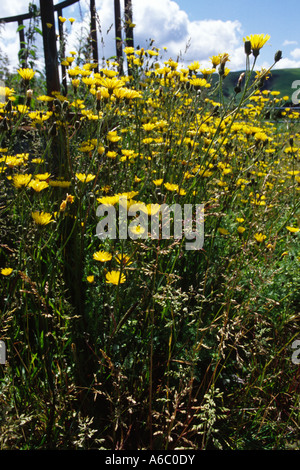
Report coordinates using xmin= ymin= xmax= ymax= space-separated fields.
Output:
xmin=90 ymin=0 xmax=99 ymax=72
xmin=39 ymin=0 xmax=60 ymax=96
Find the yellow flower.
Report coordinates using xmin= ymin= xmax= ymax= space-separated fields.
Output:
xmin=105 ymin=270 xmax=126 ymax=285
xmin=218 ymin=228 xmax=229 ymax=235
xmin=17 ymin=105 xmax=29 ymax=114
xmin=0 ymin=86 xmax=15 ymax=100
xmin=107 ymin=130 xmax=122 ymax=142
xmin=115 ymin=254 xmax=133 ymax=266
xmin=12 ymin=174 xmax=32 ymax=188
xmin=86 ymin=275 xmax=94 ymax=283
xmin=210 ymin=55 xmax=221 ymax=67
xmin=29 ymin=179 xmax=49 ymax=192
xmin=189 ymin=78 xmax=210 ymax=89
xmin=49 ymin=180 xmax=71 ymax=188
xmin=129 ymin=224 xmax=146 ymax=236
xmin=18 ymin=68 xmax=36 ymax=81
xmin=69 ymin=17 xmax=76 ymax=24
xmin=31 ymin=211 xmax=53 ymax=225
xmin=243 ymin=34 xmax=270 ymax=57
xmin=188 ymin=61 xmax=200 ymax=72
xmin=286 ymin=226 xmax=300 ymax=233
xmin=35 ymin=173 xmax=51 ymax=181
xmin=164 ymin=182 xmax=179 ymax=192
xmin=140 ymin=203 xmax=161 ymax=216
xmin=254 ymin=232 xmax=267 ymax=243
xmin=75 ymin=173 xmax=96 ymax=183
xmin=36 ymin=95 xmax=54 ymax=102
xmin=98 ymin=77 xmax=125 ymax=95
xmin=1 ymin=268 xmax=13 ymax=276
xmin=66 ymin=194 xmax=75 ymax=204
xmin=237 ymin=226 xmax=246 ymax=234
xmin=107 ymin=151 xmax=117 ymax=159
xmin=97 ymin=195 xmax=120 ymax=206
xmin=60 ymin=200 xmax=67 ymax=212
xmin=124 ymin=47 xmax=135 ymax=55
xmin=142 ymin=122 xmax=156 ymax=131
xmin=254 ymin=131 xmax=269 ymax=142
xmin=93 ymin=250 xmax=113 ymax=262
xmin=153 ymin=178 xmax=163 ymax=186
xmin=58 ymin=16 xmax=67 ymax=23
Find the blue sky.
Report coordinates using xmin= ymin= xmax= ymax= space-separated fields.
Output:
xmin=0 ymin=0 xmax=300 ymax=72
xmin=175 ymin=0 xmax=300 ymax=67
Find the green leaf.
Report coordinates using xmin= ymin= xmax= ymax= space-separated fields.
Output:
xmin=16 ymin=24 xmax=26 ymax=32
xmin=34 ymin=27 xmax=43 ymax=36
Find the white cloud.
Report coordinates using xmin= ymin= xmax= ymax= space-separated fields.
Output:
xmin=0 ymin=0 xmax=280 ymax=74
xmin=283 ymin=40 xmax=298 ymax=46
xmin=273 ymin=57 xmax=300 ymax=69
xmin=290 ymin=48 xmax=300 ymax=60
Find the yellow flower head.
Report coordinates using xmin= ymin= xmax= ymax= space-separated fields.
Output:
xmin=12 ymin=174 xmax=32 ymax=188
xmin=93 ymin=250 xmax=113 ymax=262
xmin=286 ymin=226 xmax=300 ymax=233
xmin=29 ymin=179 xmax=49 ymax=192
xmin=105 ymin=270 xmax=126 ymax=285
xmin=18 ymin=68 xmax=36 ymax=81
xmin=153 ymin=178 xmax=163 ymax=186
xmin=254 ymin=232 xmax=267 ymax=243
xmin=243 ymin=34 xmax=270 ymax=57
xmin=189 ymin=78 xmax=210 ymax=89
xmin=129 ymin=224 xmax=146 ymax=236
xmin=75 ymin=173 xmax=96 ymax=183
xmin=1 ymin=267 xmax=13 ymax=276
xmin=31 ymin=211 xmax=53 ymax=225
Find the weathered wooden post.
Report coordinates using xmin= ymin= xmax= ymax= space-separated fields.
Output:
xmin=17 ymin=19 xmax=27 ymax=66
xmin=124 ymin=0 xmax=134 ymax=49
xmin=90 ymin=0 xmax=99 ymax=72
xmin=114 ymin=0 xmax=123 ymax=74
xmin=39 ymin=0 xmax=60 ymax=96
xmin=57 ymin=7 xmax=68 ymax=95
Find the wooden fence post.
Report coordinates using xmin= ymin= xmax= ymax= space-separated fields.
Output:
xmin=39 ymin=0 xmax=60 ymax=96
xmin=17 ymin=19 xmax=27 ymax=66
xmin=124 ymin=0 xmax=134 ymax=49
xmin=90 ymin=0 xmax=99 ymax=72
xmin=114 ymin=0 xmax=123 ymax=74
xmin=57 ymin=7 xmax=68 ymax=95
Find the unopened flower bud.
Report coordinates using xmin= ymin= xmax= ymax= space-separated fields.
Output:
xmin=53 ymin=99 xmax=61 ymax=113
xmin=244 ymin=40 xmax=252 ymax=56
xmin=26 ymin=89 xmax=33 ymax=108
xmin=62 ymin=100 xmax=69 ymax=112
xmin=238 ymin=72 xmax=245 ymax=86
xmin=274 ymin=50 xmax=282 ymax=63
